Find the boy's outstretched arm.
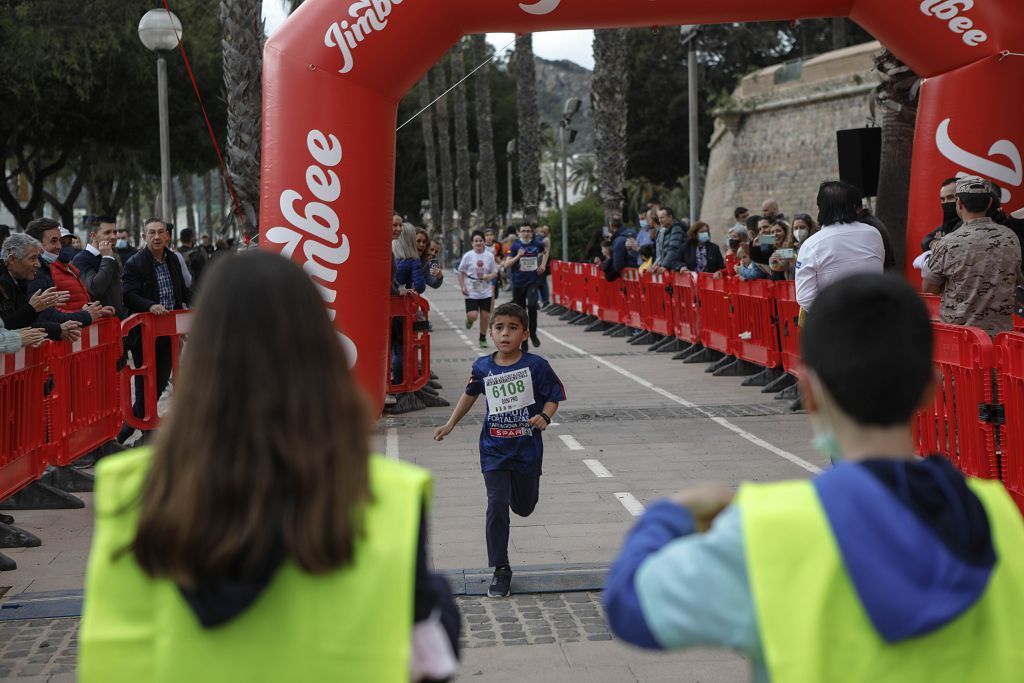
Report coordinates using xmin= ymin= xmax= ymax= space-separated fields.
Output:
xmin=434 ymin=393 xmax=479 ymax=440
xmin=527 ymin=401 xmax=559 ymax=431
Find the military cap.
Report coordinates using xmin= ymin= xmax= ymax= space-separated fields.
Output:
xmin=955 ymin=176 xmax=992 ymax=195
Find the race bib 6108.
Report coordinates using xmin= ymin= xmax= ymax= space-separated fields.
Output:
xmin=484 ymin=368 xmax=535 ymax=415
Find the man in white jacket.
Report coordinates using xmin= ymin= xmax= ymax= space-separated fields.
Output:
xmin=795 ymin=181 xmax=885 ymax=312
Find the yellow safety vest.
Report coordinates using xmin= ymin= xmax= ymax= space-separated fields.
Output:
xmin=79 ymin=447 xmax=430 ymax=683
xmin=737 ymin=477 xmax=1024 ymax=683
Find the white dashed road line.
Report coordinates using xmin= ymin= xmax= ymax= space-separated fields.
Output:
xmin=558 ymin=434 xmax=585 ymax=451
xmin=538 ymin=328 xmax=823 ymax=475
xmin=583 ymin=459 xmax=613 ymax=478
xmin=385 ymin=427 xmax=400 ymax=460
xmin=431 ymin=305 xmax=479 ymax=351
xmin=614 ymin=492 xmax=646 ymax=516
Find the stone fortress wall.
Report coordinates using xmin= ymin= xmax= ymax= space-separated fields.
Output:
xmin=699 ymin=41 xmax=882 ymax=235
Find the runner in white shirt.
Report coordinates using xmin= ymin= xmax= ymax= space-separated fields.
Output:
xmin=459 ymin=230 xmax=500 ymax=348
xmin=795 ymin=181 xmax=885 ymax=312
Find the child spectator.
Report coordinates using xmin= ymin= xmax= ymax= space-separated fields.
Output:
xmin=637 ymin=244 xmax=656 ymax=274
xmin=433 ymin=303 xmax=565 ymax=598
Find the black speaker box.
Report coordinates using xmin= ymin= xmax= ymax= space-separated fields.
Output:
xmin=836 ymin=127 xmax=882 ymax=198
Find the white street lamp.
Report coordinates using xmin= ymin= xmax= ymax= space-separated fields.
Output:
xmin=138 ymin=9 xmax=183 ymax=226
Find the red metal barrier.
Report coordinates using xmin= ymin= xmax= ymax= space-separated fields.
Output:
xmin=774 ymin=281 xmax=802 ymax=378
xmin=120 ymin=311 xmax=193 ymax=432
xmin=697 ymin=273 xmax=733 ymax=355
xmin=671 ymin=271 xmax=700 ymax=345
xmin=550 ymin=260 xmax=566 ymax=307
xmin=914 ymin=323 xmax=998 ymax=480
xmin=621 ymin=269 xmax=644 ymax=330
xmin=47 ymin=318 xmax=123 ymax=466
xmin=643 ymin=271 xmax=675 ymax=336
xmin=387 ymin=294 xmax=431 ymax=394
xmin=598 ymin=274 xmax=624 ymax=325
xmin=569 ymin=262 xmax=587 ymax=315
xmin=0 ymin=346 xmax=49 ymax=500
xmin=730 ymin=279 xmax=781 ymax=369
xmin=584 ymin=264 xmax=603 ymax=319
xmin=995 ymin=333 xmax=1024 ymax=511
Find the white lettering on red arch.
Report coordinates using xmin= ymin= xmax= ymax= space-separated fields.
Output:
xmin=325 ymin=0 xmax=405 ymax=74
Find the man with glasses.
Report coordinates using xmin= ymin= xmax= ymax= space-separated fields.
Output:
xmin=118 ymin=217 xmax=191 ymax=445
xmin=504 ymin=224 xmax=547 ymax=352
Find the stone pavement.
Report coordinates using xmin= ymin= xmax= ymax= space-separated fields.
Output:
xmin=0 ymin=272 xmax=823 ymax=680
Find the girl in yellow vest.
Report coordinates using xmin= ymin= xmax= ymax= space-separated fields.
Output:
xmin=604 ymin=273 xmax=1024 ymax=682
xmin=80 ymin=251 xmax=460 ymax=683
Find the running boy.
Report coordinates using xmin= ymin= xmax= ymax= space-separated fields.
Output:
xmin=504 ymin=224 xmax=548 ymax=352
xmin=458 ymin=230 xmax=499 ymax=348
xmin=434 ymin=303 xmax=566 ymax=598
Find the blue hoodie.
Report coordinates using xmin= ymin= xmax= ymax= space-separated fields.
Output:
xmin=604 ymin=456 xmax=997 ymax=682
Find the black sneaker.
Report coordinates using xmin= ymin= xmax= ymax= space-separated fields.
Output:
xmin=488 ymin=566 xmax=512 ymax=598
xmin=531 ymin=334 xmax=541 ymax=348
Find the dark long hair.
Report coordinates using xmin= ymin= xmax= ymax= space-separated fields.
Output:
xmin=132 ymin=251 xmax=371 ymax=587
xmin=816 ymin=181 xmax=862 ymax=227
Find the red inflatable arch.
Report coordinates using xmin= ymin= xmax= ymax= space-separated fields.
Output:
xmin=260 ymin=0 xmax=1024 ymax=411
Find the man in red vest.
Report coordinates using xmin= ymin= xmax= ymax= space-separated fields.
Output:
xmin=25 ymin=218 xmax=114 ymax=323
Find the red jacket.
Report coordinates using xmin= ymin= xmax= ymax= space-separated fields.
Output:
xmin=51 ymin=260 xmax=92 ymax=312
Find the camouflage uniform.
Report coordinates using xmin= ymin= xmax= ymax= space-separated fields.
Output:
xmin=925 ymin=217 xmax=1020 ymax=336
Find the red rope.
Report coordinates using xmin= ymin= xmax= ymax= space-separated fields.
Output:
xmin=161 ymin=1 xmax=251 ymax=232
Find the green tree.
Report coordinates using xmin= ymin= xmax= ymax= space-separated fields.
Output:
xmin=543 ymin=195 xmax=606 ymax=262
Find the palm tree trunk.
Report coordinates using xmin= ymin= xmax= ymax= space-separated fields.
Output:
xmin=432 ymin=62 xmax=456 ymax=256
xmin=220 ymin=0 xmax=263 ymax=235
xmin=593 ymin=29 xmax=628 ymax=222
xmin=470 ymin=34 xmax=499 ymax=227
xmin=874 ymin=48 xmax=918 ymax=271
xmin=515 ymin=34 xmax=541 ymax=224
xmin=451 ymin=40 xmax=473 ymax=243
xmin=417 ymin=75 xmax=442 ymax=232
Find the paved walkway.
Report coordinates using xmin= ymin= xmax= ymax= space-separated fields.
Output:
xmin=0 ymin=273 xmax=826 ymax=681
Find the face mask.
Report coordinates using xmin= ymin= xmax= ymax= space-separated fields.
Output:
xmin=941 ymin=201 xmax=959 ymax=224
xmin=794 ymin=228 xmax=809 ymax=242
xmin=698 ymin=232 xmax=710 ymax=243
xmin=728 ymin=239 xmax=740 ymax=251
xmin=40 ymin=250 xmax=58 ymax=264
xmin=639 ymin=219 xmax=648 ymax=229
xmin=58 ymin=244 xmax=76 ymax=263
xmin=115 ymin=239 xmax=128 ymax=249
xmin=739 ymin=264 xmax=760 ymax=279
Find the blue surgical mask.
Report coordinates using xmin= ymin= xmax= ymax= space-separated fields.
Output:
xmin=115 ymin=239 xmax=128 ymax=249
xmin=739 ymin=264 xmax=760 ymax=279
xmin=40 ymin=250 xmax=58 ymax=264
xmin=809 ymin=375 xmax=843 ymax=465
xmin=698 ymin=232 xmax=710 ymax=243
xmin=639 ymin=219 xmax=649 ymax=229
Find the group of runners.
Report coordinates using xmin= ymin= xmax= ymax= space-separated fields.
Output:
xmin=457 ymin=224 xmax=548 ymax=353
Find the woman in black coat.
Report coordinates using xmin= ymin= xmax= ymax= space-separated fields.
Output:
xmin=678 ymin=222 xmax=725 ymax=274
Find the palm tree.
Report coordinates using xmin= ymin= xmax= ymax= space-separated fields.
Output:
xmin=450 ymin=40 xmax=473 ymax=241
xmin=470 ymin=34 xmax=499 ymax=227
xmin=568 ymin=154 xmax=599 ymax=198
xmin=417 ymin=74 xmax=441 ymax=231
xmin=514 ymin=34 xmax=541 ymax=224
xmin=220 ymin=0 xmax=263 ymax=234
xmin=592 ymin=29 xmax=628 ymax=221
xmin=874 ymin=47 xmax=918 ymax=269
xmin=431 ymin=61 xmax=456 ymax=252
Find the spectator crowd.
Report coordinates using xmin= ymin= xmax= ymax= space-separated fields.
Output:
xmin=0 ymin=215 xmax=240 ymax=447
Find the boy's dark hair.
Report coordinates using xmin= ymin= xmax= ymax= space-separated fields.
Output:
xmin=471 ymin=229 xmax=485 ymax=241
xmin=801 ymin=274 xmax=933 ymax=426
xmin=816 ymin=181 xmax=862 ymax=226
xmin=490 ymin=302 xmax=529 ymax=329
xmin=639 ymin=243 xmax=654 ymax=259
xmin=734 ymin=206 xmax=748 ymax=219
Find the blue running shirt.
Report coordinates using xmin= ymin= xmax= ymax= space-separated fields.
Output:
xmin=509 ymin=238 xmax=546 ymax=289
xmin=465 ymin=352 xmax=566 ymax=475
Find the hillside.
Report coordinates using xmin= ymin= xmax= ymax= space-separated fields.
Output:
xmin=535 ymin=57 xmax=595 ymax=154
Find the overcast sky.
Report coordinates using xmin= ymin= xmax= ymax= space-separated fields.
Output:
xmin=261 ymin=2 xmax=595 ymax=69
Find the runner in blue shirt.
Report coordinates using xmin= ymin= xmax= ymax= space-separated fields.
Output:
xmin=434 ymin=302 xmax=566 ymax=598
xmin=503 ymin=224 xmax=548 ymax=352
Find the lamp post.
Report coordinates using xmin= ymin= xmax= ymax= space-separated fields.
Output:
xmin=560 ymin=98 xmax=582 ymax=262
xmin=506 ymin=138 xmax=517 ymax=227
xmin=680 ymin=25 xmax=701 ymax=224
xmin=138 ymin=9 xmax=183 ymax=225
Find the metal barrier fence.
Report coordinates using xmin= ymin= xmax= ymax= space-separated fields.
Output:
xmin=387 ymin=293 xmax=432 ymax=394
xmin=551 ymin=260 xmax=1024 ymax=511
